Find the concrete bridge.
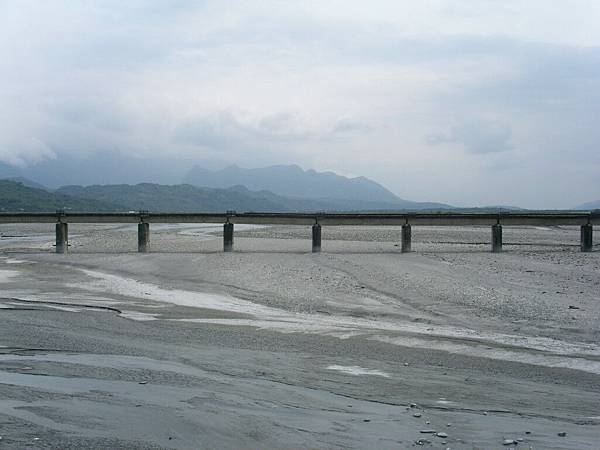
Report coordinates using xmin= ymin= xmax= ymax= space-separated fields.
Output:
xmin=0 ymin=211 xmax=596 ymax=254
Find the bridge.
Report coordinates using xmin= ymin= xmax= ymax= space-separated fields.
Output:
xmin=0 ymin=211 xmax=596 ymax=254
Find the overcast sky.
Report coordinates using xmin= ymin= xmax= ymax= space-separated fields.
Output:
xmin=1 ymin=0 xmax=599 ymax=208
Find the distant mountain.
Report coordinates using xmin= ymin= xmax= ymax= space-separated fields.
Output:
xmin=55 ymin=183 xmax=456 ymax=213
xmin=57 ymin=183 xmax=293 ymax=212
xmin=0 ymin=180 xmax=122 ymax=212
xmin=1 ymin=176 xmax=48 ymax=191
xmin=574 ymin=200 xmax=600 ymax=210
xmin=2 ymin=179 xmax=530 ymax=214
xmin=0 ymin=154 xmax=189 ymax=189
xmin=188 ymin=165 xmax=382 ymax=200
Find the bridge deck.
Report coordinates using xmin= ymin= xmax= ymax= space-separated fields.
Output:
xmin=0 ymin=211 xmax=597 ymax=226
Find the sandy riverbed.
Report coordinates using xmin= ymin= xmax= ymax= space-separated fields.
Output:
xmin=0 ymin=223 xmax=598 ymax=449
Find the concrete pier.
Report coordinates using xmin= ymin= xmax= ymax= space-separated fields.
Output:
xmin=401 ymin=224 xmax=411 ymax=253
xmin=312 ymin=224 xmax=322 ymax=253
xmin=492 ymin=224 xmax=502 ymax=253
xmin=224 ymin=223 xmax=234 ymax=252
xmin=138 ymin=222 xmax=150 ymax=253
xmin=581 ymin=224 xmax=593 ymax=252
xmin=55 ymin=222 xmax=68 ymax=254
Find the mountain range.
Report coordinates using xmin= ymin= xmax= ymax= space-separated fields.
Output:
xmin=0 ymin=180 xmax=448 ymax=213
xmin=0 ymin=157 xmax=455 ymax=211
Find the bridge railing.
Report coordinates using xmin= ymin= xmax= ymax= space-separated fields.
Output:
xmin=0 ymin=211 xmax=596 ymax=254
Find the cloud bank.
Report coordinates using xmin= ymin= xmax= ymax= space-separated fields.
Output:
xmin=1 ymin=0 xmax=599 ymax=207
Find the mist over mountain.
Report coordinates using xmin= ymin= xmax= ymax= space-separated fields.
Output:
xmin=0 ymin=155 xmax=454 ymax=210
xmin=0 ymin=155 xmax=189 ymax=188
xmin=574 ymin=200 xmax=600 ymax=210
xmin=0 ymin=180 xmax=123 ymax=212
xmin=184 ymin=164 xmax=402 ymax=203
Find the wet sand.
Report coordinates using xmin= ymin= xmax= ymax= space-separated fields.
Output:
xmin=0 ymin=223 xmax=599 ymax=449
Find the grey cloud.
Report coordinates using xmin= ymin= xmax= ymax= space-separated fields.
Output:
xmin=428 ymin=120 xmax=513 ymax=154
xmin=332 ymin=119 xmax=372 ymax=134
xmin=173 ymin=112 xmax=314 ymax=151
xmin=1 ymin=1 xmax=599 ymax=207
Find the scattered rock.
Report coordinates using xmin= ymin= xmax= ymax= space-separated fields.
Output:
xmin=436 ymin=432 xmax=448 ymax=438
xmin=420 ymin=429 xmax=436 ymax=434
xmin=413 ymin=413 xmax=422 ymax=418
xmin=415 ymin=438 xmax=431 ymax=445
xmin=568 ymin=305 xmax=580 ymax=309
xmin=558 ymin=432 xmax=567 ymax=437
xmin=516 ymin=438 xmax=524 ymax=442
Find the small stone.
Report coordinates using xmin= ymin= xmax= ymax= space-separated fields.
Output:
xmin=525 ymin=431 xmax=531 ymax=435
xmin=483 ymin=411 xmax=488 ymax=415
xmin=558 ymin=432 xmax=567 ymax=437
xmin=516 ymin=438 xmax=524 ymax=442
xmin=503 ymin=439 xmax=515 ymax=445
xmin=447 ymin=423 xmax=452 ymax=427
xmin=415 ymin=438 xmax=431 ymax=445
xmin=425 ymin=421 xmax=430 ymax=425
xmin=363 ymin=419 xmax=370 ymax=422
xmin=404 ymin=362 xmax=409 ymax=366
xmin=413 ymin=413 xmax=422 ymax=418
xmin=410 ymin=403 xmax=417 ymax=408
xmin=420 ymin=429 xmax=436 ymax=434
xmin=138 ymin=381 xmax=148 ymax=385
xmin=568 ymin=305 xmax=580 ymax=309
xmin=436 ymin=432 xmax=448 ymax=438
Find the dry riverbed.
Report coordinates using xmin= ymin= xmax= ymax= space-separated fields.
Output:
xmin=0 ymin=223 xmax=599 ymax=449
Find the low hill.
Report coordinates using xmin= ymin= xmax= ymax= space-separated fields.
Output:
xmin=0 ymin=180 xmax=123 ymax=212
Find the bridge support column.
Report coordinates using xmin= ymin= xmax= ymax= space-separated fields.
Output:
xmin=224 ymin=222 xmax=234 ymax=252
xmin=401 ymin=224 xmax=411 ymax=253
xmin=581 ymin=224 xmax=593 ymax=252
xmin=312 ymin=224 xmax=321 ymax=253
xmin=55 ymin=222 xmax=68 ymax=254
xmin=491 ymin=224 xmax=502 ymax=253
xmin=138 ymin=222 xmax=150 ymax=253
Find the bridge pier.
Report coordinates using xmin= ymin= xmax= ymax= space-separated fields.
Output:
xmin=55 ymin=222 xmax=68 ymax=254
xmin=401 ymin=224 xmax=411 ymax=253
xmin=224 ymin=222 xmax=234 ymax=252
xmin=138 ymin=222 xmax=150 ymax=253
xmin=312 ymin=224 xmax=321 ymax=253
xmin=491 ymin=224 xmax=502 ymax=253
xmin=581 ymin=224 xmax=593 ymax=252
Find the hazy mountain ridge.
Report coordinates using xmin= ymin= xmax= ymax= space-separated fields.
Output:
xmin=574 ymin=200 xmax=600 ymax=210
xmin=0 ymin=178 xmax=543 ymax=213
xmin=0 ymin=180 xmax=124 ymax=212
xmin=186 ymin=164 xmax=399 ymax=203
